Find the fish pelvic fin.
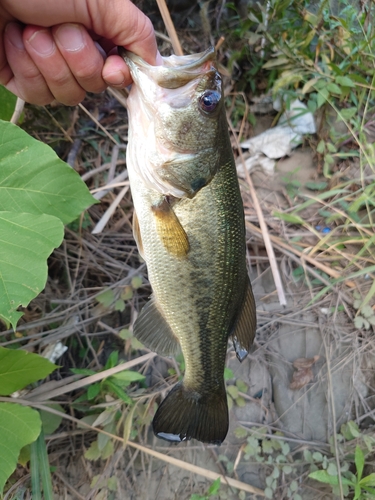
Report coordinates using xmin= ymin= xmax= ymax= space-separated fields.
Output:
xmin=132 ymin=210 xmax=144 ymax=260
xmin=232 ymin=278 xmax=257 ymax=362
xmin=133 ymin=295 xmax=180 ymax=357
xmin=151 ymin=197 xmax=189 ymax=258
xmin=153 ymin=382 xmax=228 ymax=445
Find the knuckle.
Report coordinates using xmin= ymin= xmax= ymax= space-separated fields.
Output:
xmin=58 ymin=89 xmax=86 ymax=106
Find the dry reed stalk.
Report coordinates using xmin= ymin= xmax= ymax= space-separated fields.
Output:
xmin=27 ymin=352 xmax=156 ymax=401
xmin=231 ymin=123 xmax=287 ymax=306
xmin=155 ymin=0 xmax=184 ymax=55
xmin=10 ymin=97 xmax=25 ymax=124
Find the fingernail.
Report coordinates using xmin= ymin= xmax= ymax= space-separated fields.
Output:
xmin=55 ymin=24 xmax=84 ymax=52
xmin=5 ymin=22 xmax=24 ymax=50
xmin=104 ymin=71 xmax=125 ymax=87
xmin=27 ymin=29 xmax=54 ymax=56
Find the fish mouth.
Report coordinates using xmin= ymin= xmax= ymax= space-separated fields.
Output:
xmin=118 ymin=47 xmax=216 ymax=89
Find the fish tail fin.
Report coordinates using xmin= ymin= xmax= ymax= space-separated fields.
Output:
xmin=152 ymin=382 xmax=228 ymax=444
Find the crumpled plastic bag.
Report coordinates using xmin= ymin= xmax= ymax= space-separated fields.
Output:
xmin=240 ymin=98 xmax=316 ymax=172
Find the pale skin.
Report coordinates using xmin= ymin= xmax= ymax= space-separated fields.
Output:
xmin=0 ymin=0 xmax=161 ymax=106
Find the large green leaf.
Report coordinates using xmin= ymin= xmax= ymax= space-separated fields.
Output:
xmin=0 ymin=120 xmax=96 ymax=328
xmin=0 ymin=120 xmax=95 ymax=224
xmin=0 ymin=347 xmax=56 ymax=395
xmin=0 ymin=87 xmax=17 ymax=121
xmin=0 ymin=403 xmax=41 ymax=493
xmin=0 ymin=211 xmax=64 ymax=328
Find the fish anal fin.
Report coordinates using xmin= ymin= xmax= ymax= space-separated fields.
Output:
xmin=132 ymin=210 xmax=145 ymax=259
xmin=153 ymin=382 xmax=228 ymax=445
xmin=232 ymin=279 xmax=257 ymax=362
xmin=133 ymin=296 xmax=180 ymax=357
xmin=152 ymin=198 xmax=189 ymax=258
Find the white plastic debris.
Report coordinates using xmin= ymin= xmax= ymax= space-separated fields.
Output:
xmin=42 ymin=342 xmax=68 ymax=363
xmin=240 ymin=125 xmax=302 ymax=159
xmin=236 ymin=153 xmax=276 ymax=175
xmin=276 ymin=98 xmax=316 ymax=135
xmin=240 ymin=97 xmax=316 ymax=169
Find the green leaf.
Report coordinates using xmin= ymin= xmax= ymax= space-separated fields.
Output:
xmin=236 ymin=379 xmax=248 ymax=393
xmin=305 ymin=181 xmax=328 ymax=191
xmin=302 ymin=77 xmax=320 ymax=94
xmin=0 ymin=120 xmax=95 ymax=224
xmin=327 ymin=462 xmax=338 ymax=476
xmin=96 ymin=289 xmax=115 ymax=308
xmin=114 ymin=299 xmax=125 ymax=312
xmin=335 ymin=76 xmax=355 ymax=88
xmin=234 ymin=427 xmax=248 ymax=439
xmin=87 ymin=383 xmax=101 ymax=400
xmin=131 ymin=276 xmax=143 ymax=289
xmin=340 ymin=107 xmax=357 ymax=120
xmin=208 ymin=478 xmax=221 ymax=496
xmin=355 ymin=445 xmax=364 ymax=480
xmin=0 ymin=403 xmax=41 ymax=494
xmin=111 ymin=370 xmax=146 ymax=384
xmin=316 ymin=139 xmax=326 ymax=154
xmin=309 ymin=470 xmax=353 ymax=486
xmin=0 ymin=120 xmax=95 ymax=328
xmin=354 ymin=316 xmax=365 ymax=329
xmin=360 ymin=305 xmax=373 ymax=318
xmin=317 ymin=88 xmax=328 ymax=108
xmin=0 ymin=212 xmax=64 ymax=329
xmin=104 ymin=380 xmax=133 ymax=404
xmin=327 ymin=82 xmax=342 ymax=94
xmin=84 ymin=440 xmax=101 ymax=460
xmin=273 ymin=212 xmax=305 ymax=224
xmin=39 ymin=404 xmax=64 ymax=435
xmin=105 ymin=351 xmax=119 ymax=370
xmin=227 ymin=385 xmax=239 ymax=399
xmin=0 ymin=347 xmax=56 ymax=395
xmin=360 ymin=473 xmax=375 ymax=487
xmin=70 ymin=368 xmax=96 ymax=376
xmin=0 ymin=87 xmax=17 ymax=121
xmin=263 ymin=56 xmax=290 ymax=69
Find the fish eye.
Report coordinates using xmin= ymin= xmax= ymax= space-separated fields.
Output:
xmin=199 ymin=90 xmax=221 ymax=113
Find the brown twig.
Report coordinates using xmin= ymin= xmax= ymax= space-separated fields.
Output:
xmin=155 ymin=0 xmax=184 ymax=55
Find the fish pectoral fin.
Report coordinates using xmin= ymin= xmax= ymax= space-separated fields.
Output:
xmin=133 ymin=295 xmax=180 ymax=357
xmin=151 ymin=198 xmax=189 ymax=258
xmin=132 ymin=209 xmax=145 ymax=260
xmin=231 ymin=279 xmax=257 ymax=362
xmin=153 ymin=382 xmax=228 ymax=445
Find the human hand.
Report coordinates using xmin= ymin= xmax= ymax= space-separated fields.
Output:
xmin=0 ymin=0 xmax=160 ymax=105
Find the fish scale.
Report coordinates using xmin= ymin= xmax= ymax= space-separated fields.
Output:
xmin=121 ymin=47 xmax=257 ymax=444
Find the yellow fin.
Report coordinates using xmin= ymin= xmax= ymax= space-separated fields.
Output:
xmin=132 ymin=210 xmax=144 ymax=259
xmin=152 ymin=198 xmax=189 ymax=258
xmin=231 ymin=280 xmax=257 ymax=361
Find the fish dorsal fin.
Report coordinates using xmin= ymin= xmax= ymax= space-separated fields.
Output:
xmin=231 ymin=279 xmax=257 ymax=362
xmin=133 ymin=295 xmax=180 ymax=357
xmin=151 ymin=198 xmax=189 ymax=258
xmin=132 ymin=210 xmax=145 ymax=259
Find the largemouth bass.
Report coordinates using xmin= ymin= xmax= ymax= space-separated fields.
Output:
xmin=120 ymin=47 xmax=256 ymax=444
